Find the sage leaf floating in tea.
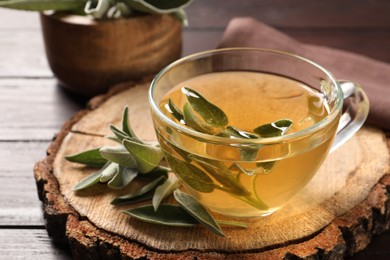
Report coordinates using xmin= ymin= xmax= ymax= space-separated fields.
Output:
xmin=152 ymin=174 xmax=180 ymax=211
xmin=167 ymin=98 xmax=184 ymax=122
xmin=188 ymin=154 xmax=250 ymax=196
xmin=123 ymin=139 xmax=164 ymax=173
xmin=65 ymin=147 xmax=107 ymax=167
xmin=224 ymin=126 xmax=259 ymax=139
xmin=183 ymin=87 xmax=228 ymax=127
xmin=182 ymin=102 xmax=213 ymax=134
xmin=123 ymin=204 xmax=199 ymax=227
xmin=254 ymin=119 xmax=293 ymax=137
xmin=165 ymin=154 xmax=215 ymax=193
xmin=173 ymin=189 xmax=224 ymax=236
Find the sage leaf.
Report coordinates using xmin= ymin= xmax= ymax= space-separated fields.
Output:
xmin=139 ymin=165 xmax=169 ymax=179
xmin=153 ymin=174 xmax=180 ymax=211
xmin=167 ymin=99 xmax=184 ymax=122
xmin=65 ymin=147 xmax=107 ymax=167
xmin=256 ymin=161 xmax=276 ymax=174
xmin=121 ymin=0 xmax=192 ymax=14
xmin=165 ymin=154 xmax=214 ymax=193
xmin=183 ymin=87 xmax=228 ymax=127
xmin=99 ymin=162 xmax=118 ymax=182
xmin=253 ymin=119 xmax=293 ymax=137
xmin=73 ymin=170 xmax=103 ymax=191
xmin=122 ymin=106 xmax=138 ymax=138
xmin=111 ymin=176 xmax=166 ymax=205
xmin=217 ymin=220 xmax=248 ymax=228
xmin=107 ymin=166 xmax=138 ymax=189
xmin=224 ymin=126 xmax=259 ymax=139
xmin=182 ymin=102 xmax=213 ymax=133
xmin=123 ymin=139 xmax=164 ymax=173
xmin=189 ymin=154 xmax=250 ymax=196
xmin=0 ymin=0 xmax=87 ymax=11
xmin=173 ymin=189 xmax=224 ymax=236
xmin=100 ymin=145 xmax=137 ymax=168
xmin=123 ymin=204 xmax=198 ymax=227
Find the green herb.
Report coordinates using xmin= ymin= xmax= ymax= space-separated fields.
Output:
xmin=65 ymin=148 xmax=107 ymax=167
xmin=152 ymin=174 xmax=180 ymax=211
xmin=123 ymin=139 xmax=164 ymax=173
xmin=99 ymin=162 xmax=118 ymax=182
xmin=167 ymin=99 xmax=184 ymax=122
xmin=72 ymin=169 xmax=104 ymax=191
xmin=122 ymin=106 xmax=138 ymax=138
xmin=164 ymin=154 xmax=215 ymax=193
xmin=100 ymin=146 xmax=137 ymax=168
xmin=188 ymin=154 xmax=250 ymax=196
xmin=107 ymin=166 xmax=138 ymax=189
xmin=123 ymin=204 xmax=199 ymax=227
xmin=183 ymin=87 xmax=228 ymax=127
xmin=253 ymin=119 xmax=293 ymax=137
xmin=182 ymin=102 xmax=213 ymax=134
xmin=173 ymin=189 xmax=224 ymax=236
xmin=111 ymin=176 xmax=166 ymax=205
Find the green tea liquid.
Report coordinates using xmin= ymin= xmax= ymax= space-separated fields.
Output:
xmin=158 ymin=71 xmax=337 ymax=217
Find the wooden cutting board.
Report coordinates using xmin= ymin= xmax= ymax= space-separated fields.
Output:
xmin=34 ymin=79 xmax=390 ymax=259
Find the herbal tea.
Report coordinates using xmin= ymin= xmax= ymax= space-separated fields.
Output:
xmin=157 ymin=71 xmax=338 ymax=217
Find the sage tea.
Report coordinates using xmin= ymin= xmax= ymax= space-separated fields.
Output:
xmin=156 ymin=71 xmax=338 ymax=217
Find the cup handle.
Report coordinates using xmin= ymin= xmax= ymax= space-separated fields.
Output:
xmin=329 ymin=80 xmax=369 ymax=153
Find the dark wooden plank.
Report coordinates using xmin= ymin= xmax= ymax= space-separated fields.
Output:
xmin=0 ymin=141 xmax=50 ymax=225
xmin=186 ymin=0 xmax=390 ymax=28
xmin=0 ymin=229 xmax=71 ymax=259
xmin=0 ymin=79 xmax=84 ymax=141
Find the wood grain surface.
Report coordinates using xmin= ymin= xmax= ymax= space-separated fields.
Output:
xmin=1 ymin=0 xmax=390 ymax=258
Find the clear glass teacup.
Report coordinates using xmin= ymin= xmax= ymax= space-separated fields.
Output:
xmin=149 ymin=48 xmax=369 ymax=218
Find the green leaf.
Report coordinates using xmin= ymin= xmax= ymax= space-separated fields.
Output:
xmin=188 ymin=154 xmax=250 ymax=196
xmin=99 ymin=162 xmax=118 ymax=182
xmin=224 ymin=126 xmax=259 ymax=139
xmin=123 ymin=139 xmax=164 ymax=173
xmin=173 ymin=189 xmax=224 ymax=236
xmin=122 ymin=106 xmax=138 ymax=139
xmin=152 ymin=174 xmax=180 ymax=211
xmin=120 ymin=0 xmax=192 ymax=14
xmin=256 ymin=161 xmax=276 ymax=174
xmin=72 ymin=170 xmax=103 ymax=191
xmin=165 ymin=154 xmax=214 ymax=193
xmin=110 ymin=124 xmax=141 ymax=143
xmin=183 ymin=87 xmax=228 ymax=127
xmin=107 ymin=166 xmax=138 ymax=189
xmin=123 ymin=204 xmax=198 ymax=227
xmin=182 ymin=102 xmax=213 ymax=133
xmin=99 ymin=145 xmax=138 ymax=168
xmin=0 ymin=0 xmax=87 ymax=11
xmin=111 ymin=176 xmax=166 ymax=205
xmin=253 ymin=119 xmax=293 ymax=137
xmin=167 ymin=99 xmax=184 ymax=122
xmin=84 ymin=0 xmax=111 ymax=19
xmin=65 ymin=147 xmax=107 ymax=167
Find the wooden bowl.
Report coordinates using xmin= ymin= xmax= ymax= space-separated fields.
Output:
xmin=40 ymin=12 xmax=182 ymax=97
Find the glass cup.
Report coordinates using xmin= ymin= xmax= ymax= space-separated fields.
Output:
xmin=149 ymin=48 xmax=369 ymax=218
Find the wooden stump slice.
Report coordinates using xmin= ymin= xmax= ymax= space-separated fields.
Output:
xmin=34 ymin=80 xmax=390 ymax=259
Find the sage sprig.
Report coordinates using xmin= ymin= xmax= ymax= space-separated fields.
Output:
xmin=66 ymin=106 xmax=166 ymax=191
xmin=67 ymin=106 xmax=249 ymax=236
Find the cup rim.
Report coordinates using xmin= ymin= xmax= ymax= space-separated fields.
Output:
xmin=148 ymin=47 xmax=343 ymax=145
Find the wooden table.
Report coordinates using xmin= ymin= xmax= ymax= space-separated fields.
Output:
xmin=0 ymin=1 xmax=389 ymax=259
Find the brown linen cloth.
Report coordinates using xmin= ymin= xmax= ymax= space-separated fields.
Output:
xmin=218 ymin=17 xmax=390 ymax=130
